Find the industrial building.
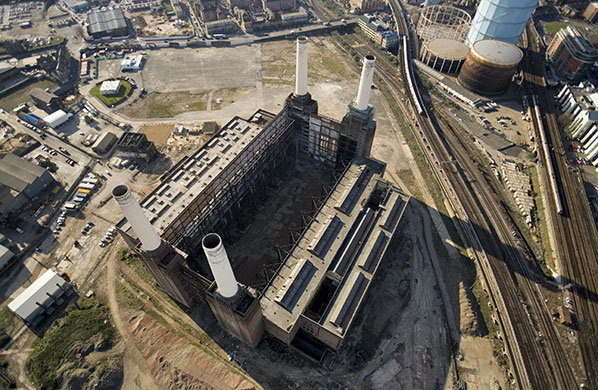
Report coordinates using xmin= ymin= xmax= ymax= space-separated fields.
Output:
xmin=349 ymin=0 xmax=385 ymax=14
xmin=92 ymin=132 xmax=118 ymax=154
xmin=62 ymin=0 xmax=89 ymax=13
xmin=556 ymin=84 xmax=598 ymax=166
xmin=7 ymin=269 xmax=73 ymax=326
xmin=43 ymin=109 xmax=72 ymax=129
xmin=584 ymin=2 xmax=598 ymax=22
xmin=465 ymin=0 xmax=538 ymax=47
xmin=458 ymin=39 xmax=522 ymax=95
xmin=116 ymin=132 xmax=157 ymax=161
xmin=205 ymin=19 xmax=238 ymax=35
xmin=30 ymin=88 xmax=60 ymax=113
xmin=262 ymin=0 xmax=296 ymax=12
xmin=546 ymin=26 xmax=598 ymax=83
xmin=113 ymin=37 xmax=409 ymax=360
xmin=121 ymin=55 xmax=144 ymax=71
xmin=0 ymin=153 xmax=55 ymax=200
xmin=86 ymin=8 xmax=128 ymax=39
xmin=0 ymin=244 xmax=15 ymax=272
xmin=100 ymin=80 xmax=123 ymax=95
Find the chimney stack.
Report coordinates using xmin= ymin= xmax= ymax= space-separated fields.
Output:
xmin=202 ymin=233 xmax=239 ymax=299
xmin=355 ymin=55 xmax=376 ymax=111
xmin=112 ymin=184 xmax=162 ymax=252
xmin=295 ymin=36 xmax=309 ymax=96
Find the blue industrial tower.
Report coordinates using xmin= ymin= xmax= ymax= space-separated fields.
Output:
xmin=465 ymin=0 xmax=539 ymax=47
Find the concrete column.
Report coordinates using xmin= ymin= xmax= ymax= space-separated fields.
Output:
xmin=112 ymin=184 xmax=161 ymax=252
xmin=295 ymin=36 xmax=308 ymax=96
xmin=202 ymin=233 xmax=239 ymax=299
xmin=355 ymin=55 xmax=376 ymax=111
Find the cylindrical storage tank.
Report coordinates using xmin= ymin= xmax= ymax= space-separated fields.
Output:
xmin=416 ymin=5 xmax=472 ymax=44
xmin=458 ymin=40 xmax=522 ymax=96
xmin=202 ymin=233 xmax=239 ymax=299
xmin=465 ymin=0 xmax=538 ymax=47
xmin=420 ymin=38 xmax=469 ymax=74
xmin=112 ymin=184 xmax=162 ymax=252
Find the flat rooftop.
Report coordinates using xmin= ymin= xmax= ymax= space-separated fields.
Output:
xmin=260 ymin=158 xmax=409 ymax=341
xmin=134 ymin=110 xmax=276 ymax=236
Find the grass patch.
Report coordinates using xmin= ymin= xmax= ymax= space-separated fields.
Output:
xmin=544 ymin=21 xmax=570 ymax=35
xmin=25 ymin=298 xmax=116 ymax=390
xmin=472 ymin=280 xmax=508 ymax=367
xmin=24 ymin=36 xmax=65 ymax=52
xmin=0 ymin=79 xmax=56 ymax=111
xmin=90 ymin=80 xmax=132 ymax=107
xmin=162 ymin=0 xmax=173 ymax=13
xmin=122 ymin=91 xmax=209 ymax=118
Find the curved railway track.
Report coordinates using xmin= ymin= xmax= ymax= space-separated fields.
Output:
xmin=334 ymin=1 xmax=581 ymax=388
xmin=525 ymin=22 xmax=598 ymax=389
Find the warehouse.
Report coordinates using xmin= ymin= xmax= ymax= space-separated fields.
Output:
xmin=113 ymin=38 xmax=409 ymax=358
xmin=7 ymin=269 xmax=73 ymax=326
xmin=100 ymin=80 xmax=122 ymax=95
xmin=0 ymin=154 xmax=55 ymax=200
xmin=92 ymin=132 xmax=118 ymax=154
xmin=0 ymin=244 xmax=15 ymax=272
xmin=43 ymin=109 xmax=72 ymax=129
xmin=86 ymin=8 xmax=128 ymax=39
xmin=30 ymin=88 xmax=60 ymax=113
xmin=121 ymin=55 xmax=144 ymax=72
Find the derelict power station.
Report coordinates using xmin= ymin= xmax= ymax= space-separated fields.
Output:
xmin=113 ymin=36 xmax=409 ymax=360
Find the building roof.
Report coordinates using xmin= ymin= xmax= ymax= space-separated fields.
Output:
xmin=100 ymin=80 xmax=122 ymax=95
xmin=63 ymin=0 xmax=89 ymax=10
xmin=427 ymin=38 xmax=469 ymax=60
xmin=556 ymin=26 xmax=598 ymax=64
xmin=43 ymin=109 xmax=70 ymax=128
xmin=0 ymin=244 xmax=14 ymax=270
xmin=471 ymin=39 xmax=523 ymax=66
xmin=261 ymin=159 xmax=408 ymax=340
xmin=136 ymin=110 xmax=275 ymax=237
xmin=7 ymin=269 xmax=68 ymax=322
xmin=87 ymin=8 xmax=127 ymax=35
xmin=0 ymin=61 xmax=15 ymax=75
xmin=30 ymin=88 xmax=58 ymax=104
xmin=92 ymin=131 xmax=118 ymax=152
xmin=0 ymin=153 xmax=46 ymax=193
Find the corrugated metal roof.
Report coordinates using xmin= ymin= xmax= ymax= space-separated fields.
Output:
xmin=87 ymin=8 xmax=126 ymax=35
xmin=0 ymin=154 xmax=46 ymax=192
xmin=8 ymin=269 xmax=68 ymax=322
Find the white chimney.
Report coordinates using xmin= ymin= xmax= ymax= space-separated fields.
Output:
xmin=355 ymin=55 xmax=376 ymax=111
xmin=112 ymin=184 xmax=162 ymax=252
xmin=202 ymin=233 xmax=239 ymax=299
xmin=295 ymin=36 xmax=308 ymax=96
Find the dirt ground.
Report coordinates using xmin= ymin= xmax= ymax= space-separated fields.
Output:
xmin=132 ymin=13 xmax=192 ymax=38
xmin=139 ymin=124 xmax=174 ymax=144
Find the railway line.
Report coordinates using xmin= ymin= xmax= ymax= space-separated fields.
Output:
xmin=525 ymin=22 xmax=598 ymax=389
xmin=337 ymin=0 xmax=582 ymax=388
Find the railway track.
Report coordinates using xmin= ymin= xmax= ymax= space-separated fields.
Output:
xmin=334 ymin=0 xmax=581 ymax=388
xmin=525 ymin=22 xmax=598 ymax=389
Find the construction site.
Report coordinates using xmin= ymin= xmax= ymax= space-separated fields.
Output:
xmin=113 ymin=36 xmax=411 ymax=360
